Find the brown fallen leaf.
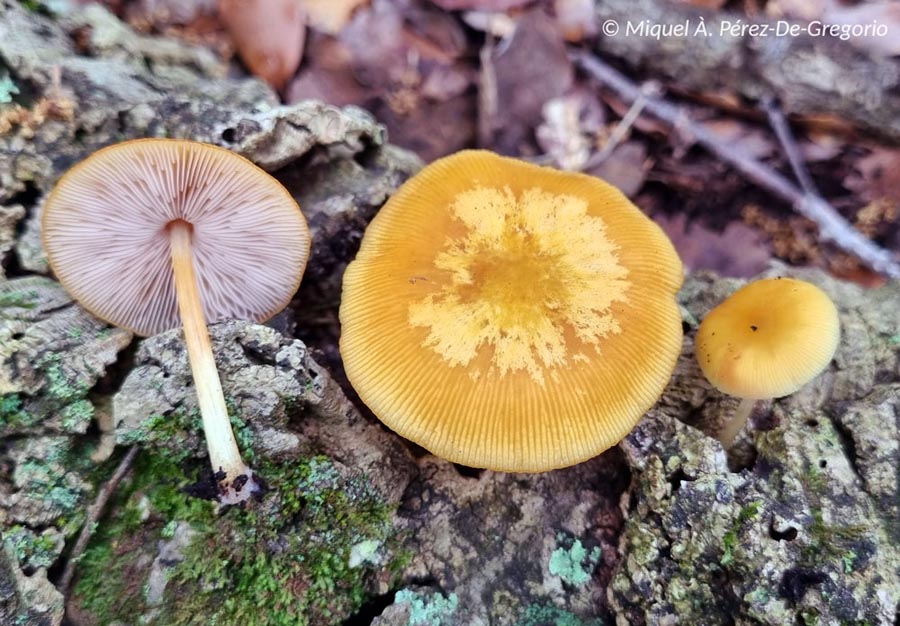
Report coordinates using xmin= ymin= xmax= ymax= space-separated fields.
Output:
xmin=822 ymin=2 xmax=900 ymax=57
xmin=429 ymin=0 xmax=534 ymax=11
xmin=286 ymin=35 xmax=365 ymax=106
xmin=554 ymin=0 xmax=596 ymax=41
xmin=672 ymin=0 xmax=727 ymax=9
xmin=587 ymin=141 xmax=649 ymax=198
xmin=656 ymin=212 xmax=771 ymax=278
xmin=844 ymin=147 xmax=900 ymax=204
xmin=489 ymin=9 xmax=573 ymax=154
xmin=289 ymin=0 xmax=475 ymax=160
xmin=302 ymin=0 xmax=368 ymax=35
xmin=800 ymin=131 xmax=843 ymax=163
xmin=765 ymin=0 xmax=828 ymax=21
xmin=217 ymin=0 xmax=305 ymax=90
xmin=702 ymin=119 xmax=775 ymax=161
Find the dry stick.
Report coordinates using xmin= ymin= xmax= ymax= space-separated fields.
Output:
xmin=477 ymin=28 xmax=498 ymax=148
xmin=59 ymin=446 xmax=139 ymax=598
xmin=761 ymin=96 xmax=820 ymax=197
xmin=573 ymin=51 xmax=900 ymax=279
xmin=583 ymin=81 xmax=660 ymax=170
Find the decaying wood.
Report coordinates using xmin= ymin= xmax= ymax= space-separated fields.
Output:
xmin=593 ymin=0 xmax=900 ymax=143
xmin=574 ymin=52 xmax=900 ymax=278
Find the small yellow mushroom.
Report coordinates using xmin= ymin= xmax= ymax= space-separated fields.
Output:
xmin=695 ymin=277 xmax=841 ymax=446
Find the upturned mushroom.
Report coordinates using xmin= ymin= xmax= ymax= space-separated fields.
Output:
xmin=42 ymin=138 xmax=310 ymax=503
xmin=340 ymin=150 xmax=684 ymax=472
xmin=695 ymin=277 xmax=841 ymax=446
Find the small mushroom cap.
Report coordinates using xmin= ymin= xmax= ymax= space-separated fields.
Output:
xmin=42 ymin=139 xmax=310 ymax=337
xmin=695 ymin=277 xmax=840 ymax=400
xmin=340 ymin=150 xmax=684 ymax=472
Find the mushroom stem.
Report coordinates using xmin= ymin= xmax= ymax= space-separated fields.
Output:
xmin=169 ymin=220 xmax=258 ymax=503
xmin=719 ymin=397 xmax=757 ymax=448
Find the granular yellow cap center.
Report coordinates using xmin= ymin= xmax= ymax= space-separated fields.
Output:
xmin=407 ymin=185 xmax=630 ymax=384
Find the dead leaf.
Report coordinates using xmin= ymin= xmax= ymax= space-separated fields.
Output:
xmin=429 ymin=0 xmax=534 ymax=11
xmin=536 ymin=90 xmax=605 ymax=170
xmin=587 ymin=141 xmax=650 ymax=198
xmin=124 ymin=0 xmax=218 ymax=28
xmin=656 ymin=212 xmax=771 ymax=277
xmin=765 ymin=0 xmax=828 ymax=21
xmin=702 ymin=119 xmax=775 ymax=161
xmin=844 ymin=147 xmax=900 ymax=204
xmin=302 ymin=0 xmax=368 ymax=35
xmin=286 ymin=35 xmax=365 ymax=106
xmin=554 ymin=0 xmax=596 ymax=41
xmin=800 ymin=131 xmax=843 ymax=162
xmin=742 ymin=204 xmax=821 ymax=266
xmin=289 ymin=0 xmax=475 ymax=160
xmin=822 ymin=2 xmax=900 ymax=57
xmin=462 ymin=10 xmax=517 ymax=37
xmin=671 ymin=0 xmax=727 ymax=9
xmin=218 ymin=0 xmax=305 ymax=90
xmin=489 ymin=9 xmax=573 ymax=153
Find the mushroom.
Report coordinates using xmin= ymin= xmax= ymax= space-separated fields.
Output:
xmin=42 ymin=139 xmax=310 ymax=503
xmin=339 ymin=150 xmax=683 ymax=472
xmin=694 ymin=277 xmax=840 ymax=447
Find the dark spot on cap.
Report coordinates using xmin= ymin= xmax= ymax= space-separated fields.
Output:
xmin=750 ymin=325 xmax=758 ymax=332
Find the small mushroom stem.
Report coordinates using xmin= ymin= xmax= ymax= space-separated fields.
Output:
xmin=719 ymin=397 xmax=757 ymax=448
xmin=169 ymin=220 xmax=258 ymax=504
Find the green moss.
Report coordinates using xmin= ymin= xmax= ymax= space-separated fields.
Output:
xmin=0 ymin=288 xmax=38 ymax=308
xmin=548 ymin=535 xmax=601 ymax=586
xmin=73 ymin=453 xmax=402 ymax=626
xmin=721 ymin=501 xmax=761 ymax=566
xmin=801 ymin=508 xmax=867 ymax=565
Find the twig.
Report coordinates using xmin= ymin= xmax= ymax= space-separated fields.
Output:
xmin=583 ymin=83 xmax=658 ymax=170
xmin=58 ymin=446 xmax=139 ymax=598
xmin=761 ymin=96 xmax=819 ymax=197
xmin=477 ymin=29 xmax=498 ymax=148
xmin=573 ymin=51 xmax=900 ymax=279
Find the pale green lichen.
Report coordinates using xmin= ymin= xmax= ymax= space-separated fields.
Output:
xmin=515 ymin=603 xmax=604 ymax=626
xmin=349 ymin=539 xmax=381 ymax=568
xmin=0 ymin=394 xmax=40 ymax=429
xmin=61 ymin=399 xmax=94 ymax=432
xmin=2 ymin=525 xmax=62 ymax=570
xmin=40 ymin=353 xmax=90 ymax=405
xmin=394 ymin=589 xmax=459 ymax=626
xmin=548 ymin=536 xmax=601 ymax=586
xmin=0 ymin=73 xmax=19 ymax=103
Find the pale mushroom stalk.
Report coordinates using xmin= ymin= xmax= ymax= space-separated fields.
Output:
xmin=42 ymin=139 xmax=310 ymax=506
xmin=718 ymin=397 xmax=755 ymax=448
xmin=169 ymin=220 xmax=258 ymax=502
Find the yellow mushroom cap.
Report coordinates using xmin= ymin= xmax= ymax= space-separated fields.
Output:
xmin=695 ymin=278 xmax=840 ymax=400
xmin=339 ymin=150 xmax=684 ymax=472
